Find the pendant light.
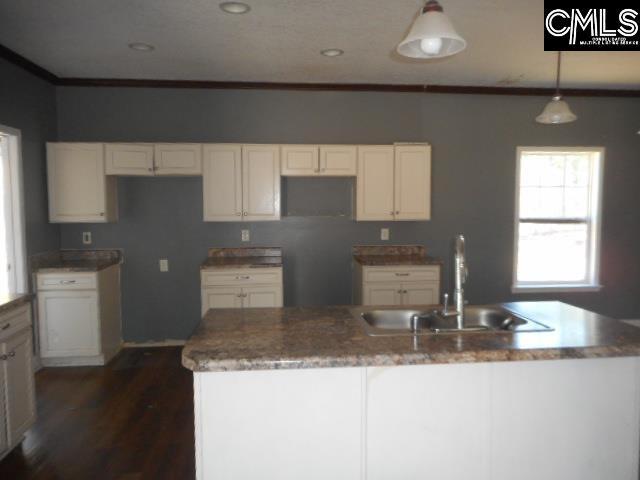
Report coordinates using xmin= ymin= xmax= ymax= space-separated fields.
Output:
xmin=536 ymin=52 xmax=577 ymax=124
xmin=397 ymin=0 xmax=466 ymax=59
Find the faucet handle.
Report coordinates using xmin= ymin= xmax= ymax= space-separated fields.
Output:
xmin=443 ymin=293 xmax=449 ymax=313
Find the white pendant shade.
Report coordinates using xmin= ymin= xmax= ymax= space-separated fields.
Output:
xmin=397 ymin=2 xmax=466 ymax=59
xmin=536 ymin=95 xmax=577 ymax=124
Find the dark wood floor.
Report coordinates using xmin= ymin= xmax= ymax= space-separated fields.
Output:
xmin=0 ymin=347 xmax=195 ymax=480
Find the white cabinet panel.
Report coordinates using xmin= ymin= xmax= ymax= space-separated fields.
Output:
xmin=243 ymin=285 xmax=283 ymax=308
xmin=201 ymin=287 xmax=243 ymax=315
xmin=242 ymin=145 xmax=281 ymax=221
xmin=363 ymin=283 xmax=402 ymax=306
xmin=402 ymin=282 xmax=439 ymax=305
xmin=202 ymin=145 xmax=243 ymax=222
xmin=319 ymin=145 xmax=357 ymax=176
xmin=105 ymin=143 xmax=154 ymax=176
xmin=38 ymin=290 xmax=100 ymax=358
xmin=281 ymin=145 xmax=319 ymax=176
xmin=154 ymin=144 xmax=202 ymax=175
xmin=366 ymin=364 xmax=491 ymax=480
xmin=394 ymin=145 xmax=431 ymax=220
xmin=46 ymin=143 xmax=117 ymax=223
xmin=3 ymin=330 xmax=36 ymax=446
xmin=195 ymin=368 xmax=363 ymax=480
xmin=357 ymin=146 xmax=395 ymax=221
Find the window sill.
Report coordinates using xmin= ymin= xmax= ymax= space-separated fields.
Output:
xmin=511 ymin=284 xmax=603 ymax=294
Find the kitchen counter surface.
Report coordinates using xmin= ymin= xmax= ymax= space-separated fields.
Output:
xmin=0 ymin=293 xmax=34 ymax=315
xmin=353 ymin=244 xmax=442 ymax=266
xmin=201 ymin=247 xmax=282 ymax=270
xmin=182 ymin=301 xmax=640 ymax=372
xmin=31 ymin=249 xmax=122 ymax=273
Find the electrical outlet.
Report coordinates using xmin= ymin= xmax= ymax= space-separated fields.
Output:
xmin=159 ymin=259 xmax=169 ymax=272
xmin=241 ymin=230 xmax=250 ymax=242
xmin=82 ymin=232 xmax=92 ymax=245
xmin=381 ymin=228 xmax=390 ymax=241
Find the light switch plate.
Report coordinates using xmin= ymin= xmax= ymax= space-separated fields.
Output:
xmin=159 ymin=259 xmax=169 ymax=272
xmin=82 ymin=232 xmax=92 ymax=245
xmin=381 ymin=228 xmax=390 ymax=241
xmin=241 ymin=230 xmax=250 ymax=242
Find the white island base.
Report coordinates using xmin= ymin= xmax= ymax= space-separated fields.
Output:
xmin=193 ymin=357 xmax=640 ymax=480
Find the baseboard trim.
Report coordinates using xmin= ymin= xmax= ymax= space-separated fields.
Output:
xmin=123 ymin=340 xmax=186 ymax=348
xmin=41 ymin=354 xmax=107 ymax=367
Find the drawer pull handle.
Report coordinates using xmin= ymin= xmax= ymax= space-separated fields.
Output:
xmin=0 ymin=355 xmax=7 ymax=361
xmin=395 ymin=273 xmax=410 ymax=277
xmin=61 ymin=280 xmax=77 ymax=285
xmin=1 ymin=323 xmax=10 ymax=331
xmin=236 ymin=276 xmax=251 ymax=280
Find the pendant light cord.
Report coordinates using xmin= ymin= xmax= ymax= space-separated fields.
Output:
xmin=556 ymin=51 xmax=562 ymax=95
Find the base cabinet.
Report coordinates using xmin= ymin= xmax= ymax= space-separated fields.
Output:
xmin=355 ymin=265 xmax=441 ymax=306
xmin=0 ymin=305 xmax=36 ymax=461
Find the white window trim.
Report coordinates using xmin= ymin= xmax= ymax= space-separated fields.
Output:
xmin=511 ymin=146 xmax=604 ymax=294
xmin=0 ymin=124 xmax=28 ymax=294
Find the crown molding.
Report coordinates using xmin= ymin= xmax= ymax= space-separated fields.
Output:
xmin=0 ymin=43 xmax=59 ymax=84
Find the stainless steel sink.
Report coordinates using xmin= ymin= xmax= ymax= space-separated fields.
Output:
xmin=355 ymin=305 xmax=553 ymax=336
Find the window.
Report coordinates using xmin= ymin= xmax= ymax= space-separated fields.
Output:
xmin=513 ymin=147 xmax=604 ymax=293
xmin=0 ymin=126 xmax=27 ymax=296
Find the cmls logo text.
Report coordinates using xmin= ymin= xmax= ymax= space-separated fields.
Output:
xmin=544 ymin=2 xmax=639 ymax=51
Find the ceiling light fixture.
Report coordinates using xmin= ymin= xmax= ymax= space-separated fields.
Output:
xmin=128 ymin=42 xmax=155 ymax=52
xmin=220 ymin=2 xmax=251 ymax=14
xmin=321 ymin=49 xmax=344 ymax=57
xmin=397 ymin=0 xmax=466 ymax=59
xmin=536 ymin=51 xmax=577 ymax=125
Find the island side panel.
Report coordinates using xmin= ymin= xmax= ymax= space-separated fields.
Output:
xmin=193 ymin=367 xmax=365 ymax=480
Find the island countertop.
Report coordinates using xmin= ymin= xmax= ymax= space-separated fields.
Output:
xmin=181 ymin=301 xmax=640 ymax=372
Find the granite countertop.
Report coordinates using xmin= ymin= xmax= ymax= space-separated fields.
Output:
xmin=353 ymin=245 xmax=442 ymax=266
xmin=201 ymin=247 xmax=282 ymax=270
xmin=31 ymin=249 xmax=122 ymax=273
xmin=182 ymin=301 xmax=640 ymax=372
xmin=0 ymin=293 xmax=34 ymax=315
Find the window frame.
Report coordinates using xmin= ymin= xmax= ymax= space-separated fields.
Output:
xmin=0 ymin=124 xmax=28 ymax=295
xmin=512 ymin=146 xmax=605 ymax=294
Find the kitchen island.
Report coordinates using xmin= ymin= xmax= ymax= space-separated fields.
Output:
xmin=182 ymin=302 xmax=640 ymax=480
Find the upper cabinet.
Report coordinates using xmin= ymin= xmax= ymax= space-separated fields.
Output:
xmin=47 ymin=143 xmax=118 ymax=223
xmin=105 ymin=143 xmax=202 ymax=176
xmin=356 ymin=145 xmax=431 ymax=221
xmin=203 ymin=144 xmax=281 ymax=222
xmin=281 ymin=145 xmax=356 ymax=177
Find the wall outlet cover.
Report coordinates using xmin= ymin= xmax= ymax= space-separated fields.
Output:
xmin=82 ymin=232 xmax=92 ymax=245
xmin=241 ymin=230 xmax=250 ymax=242
xmin=159 ymin=259 xmax=169 ymax=272
xmin=381 ymin=228 xmax=390 ymax=241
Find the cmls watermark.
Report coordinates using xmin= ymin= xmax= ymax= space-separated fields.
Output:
xmin=544 ymin=3 xmax=639 ymax=51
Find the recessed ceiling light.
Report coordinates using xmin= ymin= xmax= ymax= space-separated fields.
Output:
xmin=220 ymin=2 xmax=251 ymax=14
xmin=128 ymin=42 xmax=155 ymax=52
xmin=321 ymin=49 xmax=344 ymax=57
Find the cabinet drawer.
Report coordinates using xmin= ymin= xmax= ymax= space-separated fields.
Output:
xmin=37 ymin=273 xmax=97 ymax=291
xmin=0 ymin=305 xmax=31 ymax=342
xmin=201 ymin=268 xmax=282 ymax=287
xmin=363 ymin=267 xmax=439 ymax=283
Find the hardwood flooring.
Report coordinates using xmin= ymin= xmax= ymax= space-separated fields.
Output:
xmin=0 ymin=347 xmax=195 ymax=480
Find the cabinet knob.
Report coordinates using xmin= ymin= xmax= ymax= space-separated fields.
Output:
xmin=395 ymin=211 xmax=400 ymax=215
xmin=8 ymin=351 xmax=15 ymax=357
xmin=1 ymin=323 xmax=9 ymax=331
xmin=243 ymin=212 xmax=248 ymax=216
xmin=148 ymin=167 xmax=153 ymax=172
xmin=100 ymin=212 xmax=105 ymax=217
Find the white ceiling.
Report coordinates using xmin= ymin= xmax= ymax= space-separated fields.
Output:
xmin=0 ymin=0 xmax=639 ymax=89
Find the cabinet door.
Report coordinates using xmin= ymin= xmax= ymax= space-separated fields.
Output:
xmin=154 ymin=144 xmax=202 ymax=176
xmin=356 ymin=146 xmax=395 ymax=221
xmin=401 ymin=282 xmax=440 ymax=305
xmin=363 ymin=283 xmax=402 ymax=306
xmin=38 ymin=290 xmax=100 ymax=358
xmin=0 ymin=361 xmax=6 ymax=457
xmin=202 ymin=145 xmax=243 ymax=222
xmin=281 ymin=145 xmax=319 ymax=176
xmin=394 ymin=145 xmax=431 ymax=220
xmin=201 ymin=287 xmax=243 ymax=316
xmin=47 ymin=143 xmax=113 ymax=223
xmin=3 ymin=329 xmax=36 ymax=446
xmin=242 ymin=145 xmax=281 ymax=221
xmin=242 ymin=285 xmax=283 ymax=308
xmin=319 ymin=146 xmax=357 ymax=176
xmin=105 ymin=143 xmax=154 ymax=176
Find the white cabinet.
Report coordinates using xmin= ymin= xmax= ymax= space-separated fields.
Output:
xmin=281 ymin=145 xmax=356 ymax=176
xmin=36 ymin=265 xmax=122 ymax=367
xmin=105 ymin=143 xmax=155 ymax=176
xmin=357 ymin=145 xmax=431 ymax=221
xmin=46 ymin=143 xmax=118 ymax=223
xmin=203 ymin=144 xmax=281 ymax=222
xmin=201 ymin=268 xmax=283 ymax=315
xmin=154 ymin=144 xmax=202 ymax=175
xmin=354 ymin=265 xmax=441 ymax=306
xmin=0 ymin=304 xmax=36 ymax=462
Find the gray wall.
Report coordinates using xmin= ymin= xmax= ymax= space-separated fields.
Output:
xmin=0 ymin=58 xmax=59 ymax=257
xmin=55 ymin=86 xmax=640 ymax=342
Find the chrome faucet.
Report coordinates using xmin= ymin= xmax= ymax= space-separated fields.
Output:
xmin=453 ymin=234 xmax=467 ymax=329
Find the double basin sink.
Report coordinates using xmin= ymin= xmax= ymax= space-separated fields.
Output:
xmin=355 ymin=305 xmax=553 ymax=336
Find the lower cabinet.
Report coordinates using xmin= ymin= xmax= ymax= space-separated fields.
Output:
xmin=201 ymin=268 xmax=283 ymax=315
xmin=0 ymin=305 xmax=36 ymax=461
xmin=355 ymin=265 xmax=441 ymax=306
